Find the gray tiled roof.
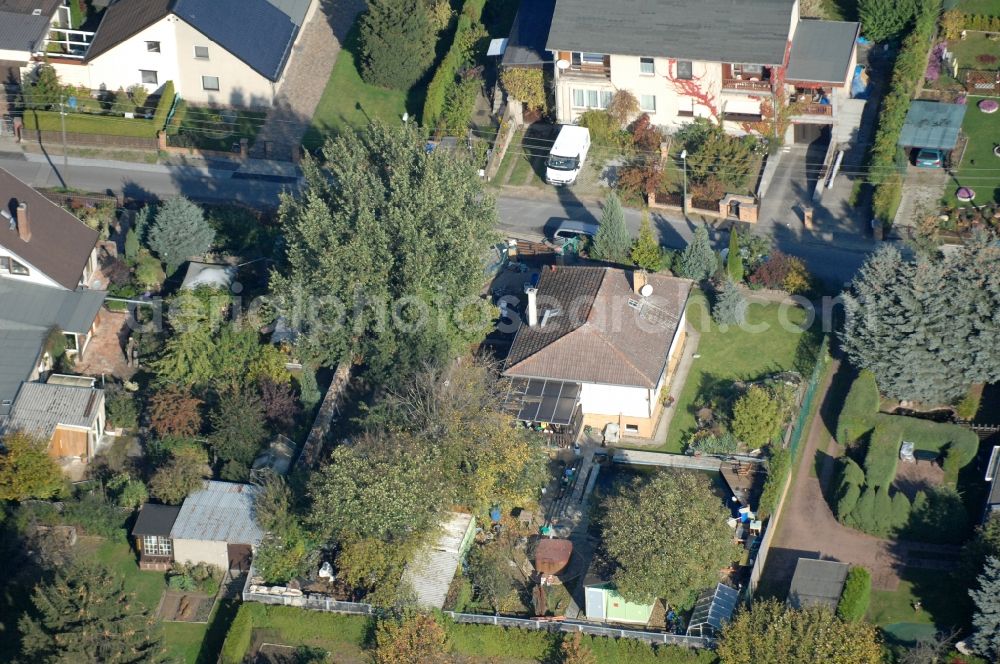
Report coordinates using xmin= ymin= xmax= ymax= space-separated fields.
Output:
xmin=546 ymin=0 xmax=795 ymax=65
xmin=170 ymin=481 xmax=264 ymax=545
xmin=0 ymin=280 xmax=106 ymax=333
xmin=0 ymin=0 xmax=61 ymax=53
xmin=133 ymin=503 xmax=181 ymax=537
xmin=2 ymin=381 xmax=103 ymax=439
xmin=504 ymin=267 xmax=692 ymax=388
xmin=502 ymin=0 xmax=556 ymax=68
xmin=786 ymin=20 xmax=860 ymax=84
xmin=0 ymin=326 xmax=45 ymax=415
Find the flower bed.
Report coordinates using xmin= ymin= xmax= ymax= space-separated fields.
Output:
xmin=979 ymin=99 xmax=999 ymax=113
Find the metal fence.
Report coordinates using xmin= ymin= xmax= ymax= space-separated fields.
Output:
xmin=240 ymin=587 xmax=710 ymax=648
xmin=745 ymin=338 xmax=831 ymax=600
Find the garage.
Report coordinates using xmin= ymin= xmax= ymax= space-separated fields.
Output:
xmin=793 ymin=123 xmax=832 ymax=145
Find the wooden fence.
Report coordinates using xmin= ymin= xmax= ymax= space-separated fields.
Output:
xmin=964 ymin=69 xmax=1000 ymax=95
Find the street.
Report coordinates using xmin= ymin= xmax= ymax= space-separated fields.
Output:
xmin=0 ymin=148 xmax=872 ymax=285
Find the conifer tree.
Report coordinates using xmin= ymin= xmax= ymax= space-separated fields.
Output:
xmin=19 ymin=561 xmax=168 ymax=664
xmin=591 ymin=192 xmax=631 ymax=264
xmin=677 ymin=225 xmax=716 ymax=281
xmin=146 ymin=197 xmax=214 ymax=275
xmin=726 ymin=229 xmax=744 ymax=282
xmin=971 ymin=556 xmax=1000 ymax=660
xmin=630 ymin=211 xmax=661 ymax=271
xmin=713 ymin=279 xmax=746 ymax=327
xmin=359 ymin=0 xmax=437 ymax=90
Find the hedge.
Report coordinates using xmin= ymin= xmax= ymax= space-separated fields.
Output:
xmin=869 ymin=0 xmax=941 ymax=222
xmin=22 ymin=80 xmax=176 ymax=138
xmin=422 ymin=0 xmax=487 ymax=130
xmin=837 ymin=567 xmax=872 ymax=622
xmin=220 ymin=604 xmax=369 ymax=664
xmin=836 ymin=370 xmax=879 ymax=445
xmin=873 ymin=413 xmax=979 ymax=484
xmin=961 ymin=14 xmax=1000 ymax=32
xmin=864 ymin=422 xmax=902 ymax=488
xmin=758 ymin=446 xmax=792 ymax=520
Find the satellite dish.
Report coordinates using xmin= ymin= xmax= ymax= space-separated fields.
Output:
xmin=640 ymin=283 xmax=654 ymax=297
xmin=556 ymin=59 xmax=570 ymax=70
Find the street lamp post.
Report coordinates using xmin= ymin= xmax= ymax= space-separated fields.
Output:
xmin=680 ymin=148 xmax=688 ymax=218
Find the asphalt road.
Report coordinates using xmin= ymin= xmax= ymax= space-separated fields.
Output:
xmin=0 ymin=149 xmax=872 ymax=285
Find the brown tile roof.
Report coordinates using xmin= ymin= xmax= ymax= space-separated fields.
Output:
xmin=0 ymin=168 xmax=98 ymax=289
xmin=85 ymin=0 xmax=174 ymax=62
xmin=504 ymin=266 xmax=692 ymax=388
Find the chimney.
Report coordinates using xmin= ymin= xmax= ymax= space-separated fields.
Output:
xmin=633 ymin=270 xmax=647 ymax=295
xmin=526 ymin=287 xmax=538 ymax=327
xmin=16 ymin=203 xmax=30 ymax=242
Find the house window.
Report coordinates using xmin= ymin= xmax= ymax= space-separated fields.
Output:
xmin=194 ymin=45 xmax=209 ymax=59
xmin=625 ymin=424 xmax=640 ymax=433
xmin=571 ymin=89 xmax=612 ymax=109
xmin=640 ymin=57 xmax=655 ymax=75
xmin=580 ymin=52 xmax=604 ymax=65
xmin=676 ymin=60 xmax=693 ymax=80
xmin=7 ymin=258 xmax=29 ymax=275
xmin=640 ymin=94 xmax=656 ymax=112
xmin=140 ymin=70 xmax=158 ymax=85
xmin=64 ymin=333 xmax=77 ymax=351
xmin=202 ymin=76 xmax=220 ymax=91
xmin=146 ymin=41 xmax=160 ymax=53
xmin=142 ymin=535 xmax=172 ymax=556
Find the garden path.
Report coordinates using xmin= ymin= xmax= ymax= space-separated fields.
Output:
xmin=763 ymin=360 xmax=963 ymax=598
xmin=248 ymin=0 xmax=364 ymax=161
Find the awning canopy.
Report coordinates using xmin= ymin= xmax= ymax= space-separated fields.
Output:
xmin=505 ymin=377 xmax=581 ymax=425
xmin=898 ymin=100 xmax=967 ymax=150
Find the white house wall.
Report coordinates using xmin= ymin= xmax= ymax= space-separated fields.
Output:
xmin=0 ymin=246 xmax=66 ymax=289
xmin=46 ymin=15 xmax=276 ymax=107
xmin=172 ymin=538 xmax=228 ymax=570
xmin=579 ymin=382 xmax=653 ymax=419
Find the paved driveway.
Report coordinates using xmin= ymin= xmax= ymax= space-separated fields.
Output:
xmin=249 ymin=0 xmax=365 ymax=160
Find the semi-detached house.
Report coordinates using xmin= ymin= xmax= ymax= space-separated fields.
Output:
xmin=530 ymin=0 xmax=861 ymax=143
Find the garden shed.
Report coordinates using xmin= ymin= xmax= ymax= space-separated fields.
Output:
xmin=584 ymin=583 xmax=655 ymax=624
xmin=402 ymin=511 xmax=476 ymax=609
xmin=686 ymin=583 xmax=739 ymax=637
xmin=897 ymin=101 xmax=967 ymax=151
xmin=787 ymin=558 xmax=849 ymax=610
xmin=169 ymin=480 xmax=263 ymax=573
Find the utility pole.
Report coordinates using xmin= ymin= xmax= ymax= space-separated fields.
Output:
xmin=680 ymin=149 xmax=688 ymax=219
xmin=59 ymin=94 xmax=69 ymax=187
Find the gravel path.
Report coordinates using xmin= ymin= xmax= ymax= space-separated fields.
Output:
xmin=249 ymin=0 xmax=365 ymax=160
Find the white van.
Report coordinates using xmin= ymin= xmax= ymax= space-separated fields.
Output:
xmin=545 ymin=125 xmax=591 ymax=185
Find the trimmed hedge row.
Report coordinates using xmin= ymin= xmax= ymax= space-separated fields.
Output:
xmin=869 ymin=0 xmax=941 ymax=222
xmin=864 ymin=422 xmax=902 ymax=488
xmin=874 ymin=412 xmax=980 ymax=484
xmin=836 ymin=370 xmax=879 ymax=445
xmin=837 ymin=566 xmax=872 ymax=622
xmin=422 ymin=0 xmax=487 ymax=131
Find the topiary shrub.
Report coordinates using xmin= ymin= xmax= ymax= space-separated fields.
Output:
xmin=837 ymin=566 xmax=872 ymax=622
xmin=837 ymin=371 xmax=879 ymax=445
xmin=863 ymin=422 xmax=901 ymax=489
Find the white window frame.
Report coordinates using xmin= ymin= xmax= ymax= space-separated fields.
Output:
xmin=640 ymin=57 xmax=655 ymax=75
xmin=146 ymin=41 xmax=160 ymax=53
xmin=194 ymin=45 xmax=209 ymax=60
xmin=7 ymin=257 xmax=29 ymax=275
xmin=142 ymin=535 xmax=172 ymax=556
xmin=201 ymin=75 xmax=220 ymax=91
xmin=640 ymin=94 xmax=656 ymax=112
xmin=572 ymin=88 xmax=612 ymax=109
xmin=139 ymin=70 xmax=158 ymax=85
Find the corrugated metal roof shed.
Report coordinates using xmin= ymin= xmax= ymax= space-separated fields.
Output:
xmin=402 ymin=512 xmax=475 ymax=609
xmin=170 ymin=481 xmax=264 ymax=545
xmin=2 ymin=382 xmax=103 ymax=438
xmin=898 ymin=101 xmax=967 ymax=150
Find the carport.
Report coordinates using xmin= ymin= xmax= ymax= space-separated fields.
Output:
xmin=898 ymin=100 xmax=966 ymax=153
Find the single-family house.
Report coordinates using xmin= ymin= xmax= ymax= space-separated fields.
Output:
xmin=1 ymin=376 xmax=106 ymax=471
xmin=524 ymin=0 xmax=861 ymax=143
xmin=33 ymin=0 xmax=319 ymax=108
xmin=503 ymin=266 xmax=692 ymax=440
xmin=133 ymin=481 xmax=264 ymax=572
xmin=0 ymin=0 xmax=66 ymax=82
xmin=1 ymin=167 xmax=100 ymax=290
xmin=401 ymin=511 xmax=476 ymax=609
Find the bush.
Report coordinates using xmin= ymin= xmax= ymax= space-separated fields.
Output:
xmin=152 ymin=80 xmax=175 ymax=131
xmin=837 ymin=481 xmax=862 ymax=519
xmin=863 ymin=423 xmax=901 ymax=488
xmin=758 ymin=446 xmax=791 ymax=519
xmin=874 ymin=413 xmax=979 ymax=484
xmin=836 ymin=371 xmax=879 ymax=445
xmin=891 ymin=490 xmax=911 ymax=530
xmin=360 ymin=0 xmax=437 ymax=91
xmin=837 ymin=566 xmax=872 ymax=622
xmin=440 ymin=73 xmax=481 ymax=135
xmin=905 ymin=487 xmax=970 ymax=543
xmin=62 ymin=493 xmax=127 ymax=541
xmin=578 ymin=110 xmax=630 ymax=150
xmin=747 ymin=251 xmax=810 ymax=293
xmin=859 ymin=0 xmax=917 ymax=42
xmin=221 ymin=605 xmax=255 ymax=664
xmin=850 ymin=486 xmax=877 ymax=532
xmin=500 ymin=67 xmax=546 ymax=112
xmin=836 ymin=457 xmax=866 ymax=489
xmin=687 ymin=431 xmax=740 ymax=456
xmin=616 ymin=159 xmax=660 ymax=198
xmin=422 ymin=0 xmax=488 ymax=128
xmin=104 ymin=387 xmax=138 ymax=430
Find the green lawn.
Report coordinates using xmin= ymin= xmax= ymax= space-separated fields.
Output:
xmin=957 ymin=0 xmax=1000 ymax=14
xmin=659 ymin=292 xmax=819 ymax=453
xmin=22 ymin=109 xmax=160 ymax=138
xmin=948 ymin=103 xmax=1000 ymax=206
xmin=950 ymin=32 xmax=1000 ymax=71
xmin=868 ymin=568 xmax=973 ymax=649
xmin=302 ymin=26 xmax=410 ymax=149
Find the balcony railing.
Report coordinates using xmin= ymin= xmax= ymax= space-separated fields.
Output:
xmin=722 ymin=78 xmax=772 ymax=92
xmin=797 ymin=102 xmax=833 ymax=116
xmin=565 ymin=63 xmax=611 ymax=77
